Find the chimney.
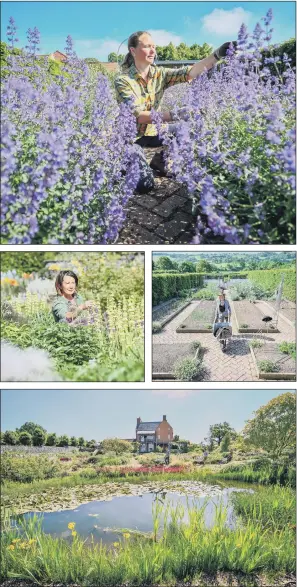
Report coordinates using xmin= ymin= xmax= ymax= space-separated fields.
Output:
xmin=163 ymin=415 xmax=166 ymax=421
xmin=137 ymin=417 xmax=141 ymax=427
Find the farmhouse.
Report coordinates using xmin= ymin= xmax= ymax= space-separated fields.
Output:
xmin=136 ymin=415 xmax=173 ymax=453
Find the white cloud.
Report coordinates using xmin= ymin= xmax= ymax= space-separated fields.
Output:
xmin=201 ymin=7 xmax=252 ymax=36
xmin=151 ymin=389 xmax=198 ymax=399
xmin=147 ymin=29 xmax=183 ymax=46
xmin=75 ymin=38 xmax=128 ymax=61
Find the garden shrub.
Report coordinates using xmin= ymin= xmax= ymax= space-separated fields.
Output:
xmin=173 ymin=356 xmax=204 ymax=381
xmin=152 ymin=273 xmax=204 ymax=305
xmin=258 ymin=360 xmax=280 ymax=373
xmin=152 ymin=322 xmax=162 ymax=333
xmin=0 ymin=252 xmax=50 ymax=274
xmin=250 ymin=339 xmax=263 ymax=348
xmin=247 ymin=269 xmax=296 ymax=302
xmin=278 ymin=342 xmax=296 ymax=359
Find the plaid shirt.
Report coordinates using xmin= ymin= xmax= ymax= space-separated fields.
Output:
xmin=115 ymin=63 xmax=192 ymax=138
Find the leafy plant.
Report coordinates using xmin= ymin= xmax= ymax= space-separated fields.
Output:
xmin=258 ymin=360 xmax=280 ymax=373
xmin=173 ymin=357 xmax=204 ymax=381
xmin=278 ymin=342 xmax=296 ymax=359
xmin=152 ymin=321 xmax=162 ymax=333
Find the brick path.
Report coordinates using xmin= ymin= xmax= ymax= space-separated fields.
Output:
xmin=118 ymin=148 xmax=196 ymax=244
xmin=152 ymin=297 xmax=296 ymax=382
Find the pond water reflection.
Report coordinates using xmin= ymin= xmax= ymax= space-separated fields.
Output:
xmin=20 ymin=484 xmax=252 ymax=546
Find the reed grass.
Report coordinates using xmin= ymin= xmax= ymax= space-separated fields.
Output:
xmin=1 ymin=498 xmax=295 ymax=585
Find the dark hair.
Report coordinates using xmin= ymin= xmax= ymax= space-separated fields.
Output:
xmin=55 ymin=270 xmax=78 ymax=295
xmin=121 ymin=30 xmax=151 ymax=70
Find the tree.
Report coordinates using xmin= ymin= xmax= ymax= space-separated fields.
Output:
xmin=108 ymin=52 xmax=125 ymax=63
xmin=32 ymin=427 xmax=46 ymax=446
xmin=57 ymin=435 xmax=70 ymax=447
xmin=86 ymin=439 xmax=97 ymax=449
xmin=78 ymin=437 xmax=85 ymax=447
xmin=18 ymin=421 xmax=47 ymax=436
xmin=101 ymin=438 xmax=133 ymax=455
xmin=179 ymin=261 xmax=196 ymax=273
xmin=18 ymin=431 xmax=32 ymax=446
xmin=196 ymin=260 xmax=215 ymax=273
xmin=155 ymin=256 xmax=178 ymax=271
xmin=208 ymin=422 xmax=236 ymax=447
xmin=46 ymin=433 xmax=57 ymax=446
xmin=70 ymin=436 xmax=78 ymax=446
xmin=243 ymin=392 xmax=296 ymax=459
xmin=3 ymin=430 xmax=18 ymax=445
xmin=173 ymin=434 xmax=180 ymax=441
xmin=221 ymin=432 xmax=231 ymax=452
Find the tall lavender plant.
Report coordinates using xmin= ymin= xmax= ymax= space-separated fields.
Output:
xmin=1 ymin=21 xmax=139 ymax=244
xmin=156 ymin=9 xmax=295 ymax=244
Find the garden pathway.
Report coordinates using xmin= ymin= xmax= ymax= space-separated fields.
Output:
xmin=152 ymin=300 xmax=258 ymax=382
xmin=118 ymin=148 xmax=196 ymax=244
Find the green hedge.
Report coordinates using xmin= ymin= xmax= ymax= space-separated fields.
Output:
xmin=152 ymin=273 xmax=204 ymax=305
xmin=248 ymin=269 xmax=296 ymax=302
xmin=0 ymin=252 xmax=52 ymax=274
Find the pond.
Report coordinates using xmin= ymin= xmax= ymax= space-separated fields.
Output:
xmin=17 ymin=482 xmax=252 ymax=546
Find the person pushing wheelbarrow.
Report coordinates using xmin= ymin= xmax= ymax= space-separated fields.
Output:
xmin=213 ymin=293 xmax=232 ymax=351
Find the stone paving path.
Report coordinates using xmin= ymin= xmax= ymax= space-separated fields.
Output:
xmin=118 ymin=148 xmax=196 ymax=244
xmin=152 ymin=296 xmax=296 ymax=382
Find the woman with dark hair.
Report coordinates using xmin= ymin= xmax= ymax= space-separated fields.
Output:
xmin=52 ymin=270 xmax=95 ymax=323
xmin=115 ymin=31 xmax=236 ymax=193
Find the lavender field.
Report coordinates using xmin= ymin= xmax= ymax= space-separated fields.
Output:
xmin=1 ymin=10 xmax=296 ymax=244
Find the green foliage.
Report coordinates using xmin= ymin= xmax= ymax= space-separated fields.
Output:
xmin=70 ymin=437 xmax=78 ymax=447
xmin=179 ymin=261 xmax=196 ymax=273
xmin=156 ymin=41 xmax=212 ymax=61
xmin=173 ymin=357 xmax=204 ymax=381
xmin=258 ymin=360 xmax=280 ymax=373
xmin=247 ymin=269 xmax=296 ymax=302
xmin=220 ymin=433 xmax=231 ymax=452
xmin=18 ymin=432 xmax=32 ymax=446
xmin=3 ymin=431 xmax=18 ymax=445
xmin=32 ymin=428 xmax=47 ymax=447
xmin=195 ymin=259 xmax=215 ymax=273
xmin=0 ymin=252 xmax=51 ymax=274
xmin=62 ymin=355 xmax=144 ymax=382
xmin=78 ymin=437 xmax=85 ymax=447
xmin=57 ymin=435 xmax=70 ymax=447
xmin=152 ymin=321 xmax=162 ymax=333
xmin=278 ymin=342 xmax=296 ymax=360
xmin=152 ymin=273 xmax=204 ymax=305
xmin=232 ymin=485 xmax=296 ymax=531
xmin=243 ymin=392 xmax=296 ymax=458
xmin=250 ymin=339 xmax=263 ymax=348
xmin=154 ymin=256 xmax=178 ymax=272
xmin=107 ymin=52 xmax=125 ymax=63
xmin=208 ymin=422 xmax=236 ymax=447
xmin=1 ymin=453 xmax=62 ymax=483
xmin=100 ymin=438 xmax=133 ymax=455
xmin=191 ymin=285 xmax=217 ymax=300
xmin=229 ymin=281 xmax=269 ymax=301
xmin=46 ymin=433 xmax=57 ymax=446
xmin=18 ymin=422 xmax=47 ymax=436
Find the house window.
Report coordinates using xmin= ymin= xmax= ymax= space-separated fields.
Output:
xmin=168 ymin=434 xmax=170 ymax=439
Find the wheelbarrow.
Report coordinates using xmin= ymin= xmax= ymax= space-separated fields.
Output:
xmin=213 ymin=313 xmax=232 ymax=351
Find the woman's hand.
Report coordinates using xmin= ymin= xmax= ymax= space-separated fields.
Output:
xmin=82 ymin=300 xmax=95 ymax=310
xmin=213 ymin=41 xmax=237 ymax=61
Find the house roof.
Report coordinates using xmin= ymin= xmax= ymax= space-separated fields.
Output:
xmin=136 ymin=421 xmax=161 ymax=432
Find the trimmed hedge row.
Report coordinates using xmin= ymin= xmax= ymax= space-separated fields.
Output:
xmin=248 ymin=269 xmax=296 ymax=302
xmin=152 ymin=272 xmax=204 ymax=305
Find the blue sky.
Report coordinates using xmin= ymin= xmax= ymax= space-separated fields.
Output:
xmin=1 ymin=389 xmax=289 ymax=442
xmin=1 ymin=2 xmax=295 ymax=60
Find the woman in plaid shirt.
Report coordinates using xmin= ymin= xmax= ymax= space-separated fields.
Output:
xmin=115 ymin=31 xmax=235 ymax=193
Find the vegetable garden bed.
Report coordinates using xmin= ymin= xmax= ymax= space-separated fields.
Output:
xmin=250 ymin=344 xmax=296 ymax=380
xmin=233 ymin=301 xmax=279 ymax=333
xmin=152 ymin=298 xmax=189 ymax=323
xmin=176 ymin=301 xmax=216 ymax=333
xmin=267 ymin=300 xmax=296 ymax=324
xmin=152 ymin=343 xmax=197 ymax=379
